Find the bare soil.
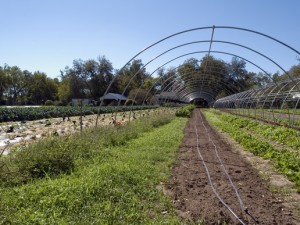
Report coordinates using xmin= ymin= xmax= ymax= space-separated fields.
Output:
xmin=165 ymin=109 xmax=298 ymax=225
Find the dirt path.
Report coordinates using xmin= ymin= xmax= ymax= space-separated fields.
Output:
xmin=165 ymin=109 xmax=297 ymax=224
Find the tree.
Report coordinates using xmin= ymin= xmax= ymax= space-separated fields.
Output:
xmin=26 ymin=72 xmax=58 ymax=104
xmin=62 ymin=61 xmax=89 ymax=99
xmin=141 ymin=76 xmax=158 ymax=94
xmin=177 ymin=58 xmax=199 ymax=83
xmin=128 ymin=88 xmax=148 ymax=105
xmin=253 ymin=72 xmax=271 ymax=88
xmin=289 ymin=64 xmax=300 ymax=78
xmin=115 ymin=59 xmax=148 ymax=95
xmin=176 ymin=56 xmax=238 ymax=98
xmin=5 ymin=66 xmax=27 ymax=104
xmin=88 ymin=56 xmax=115 ymax=98
xmin=227 ymin=57 xmax=267 ymax=90
xmin=228 ymin=57 xmax=247 ymax=81
xmin=57 ymin=75 xmax=72 ymax=104
xmin=158 ymin=68 xmax=177 ymax=91
xmin=61 ymin=56 xmax=116 ymax=100
xmin=272 ymin=64 xmax=300 ymax=81
xmin=0 ymin=66 xmax=9 ymax=103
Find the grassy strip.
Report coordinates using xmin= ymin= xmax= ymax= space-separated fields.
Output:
xmin=0 ymin=117 xmax=187 ymax=224
xmin=0 ymin=114 xmax=175 ymax=187
xmin=203 ymin=109 xmax=300 ymax=193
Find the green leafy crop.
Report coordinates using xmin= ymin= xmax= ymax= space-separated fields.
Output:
xmin=204 ymin=109 xmax=300 ymax=193
xmin=175 ymin=104 xmax=195 ymax=118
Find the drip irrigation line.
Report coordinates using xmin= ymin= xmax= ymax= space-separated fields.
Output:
xmin=198 ymin=110 xmax=246 ymax=211
xmin=194 ymin=121 xmax=247 ymax=225
xmin=196 ymin=110 xmax=259 ymax=224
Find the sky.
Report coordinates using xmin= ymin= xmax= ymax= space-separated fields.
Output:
xmin=1 ymin=0 xmax=300 ymax=79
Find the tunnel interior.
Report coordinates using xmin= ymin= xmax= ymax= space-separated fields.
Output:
xmin=190 ymin=98 xmax=208 ymax=108
xmin=99 ymin=26 xmax=300 ymax=120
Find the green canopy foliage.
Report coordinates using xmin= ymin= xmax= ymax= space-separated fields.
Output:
xmin=2 ymin=54 xmax=297 ymax=106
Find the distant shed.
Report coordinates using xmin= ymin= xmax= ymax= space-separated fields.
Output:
xmin=155 ymin=91 xmax=179 ymax=105
xmin=99 ymin=93 xmax=128 ymax=106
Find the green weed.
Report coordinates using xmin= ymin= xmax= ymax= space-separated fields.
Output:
xmin=0 ymin=117 xmax=187 ymax=224
xmin=0 ymin=114 xmax=176 ymax=187
xmin=175 ymin=104 xmax=195 ymax=118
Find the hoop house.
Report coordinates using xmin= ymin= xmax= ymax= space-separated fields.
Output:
xmin=95 ymin=26 xmax=300 ymax=128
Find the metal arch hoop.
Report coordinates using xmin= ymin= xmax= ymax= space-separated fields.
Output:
xmin=141 ymin=61 xmax=249 ymax=106
xmin=96 ymin=25 xmax=300 ymax=127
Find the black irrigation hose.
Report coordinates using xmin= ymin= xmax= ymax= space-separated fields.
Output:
xmin=197 ymin=110 xmax=259 ymax=224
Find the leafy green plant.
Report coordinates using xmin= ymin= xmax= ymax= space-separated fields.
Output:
xmin=175 ymin=104 xmax=195 ymax=118
xmin=44 ymin=100 xmax=54 ymax=106
xmin=204 ymin=109 xmax=300 ymax=192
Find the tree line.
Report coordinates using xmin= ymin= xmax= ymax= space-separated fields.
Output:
xmin=0 ymin=56 xmax=155 ymax=105
xmin=1 ymin=55 xmax=299 ymax=105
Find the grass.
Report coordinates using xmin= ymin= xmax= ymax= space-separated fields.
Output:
xmin=0 ymin=116 xmax=188 ymax=224
xmin=0 ymin=114 xmax=175 ymax=186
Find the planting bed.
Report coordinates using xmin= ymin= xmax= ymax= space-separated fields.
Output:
xmin=0 ymin=109 xmax=162 ymax=155
xmin=224 ymin=108 xmax=300 ymax=128
xmin=165 ymin=108 xmax=299 ymax=224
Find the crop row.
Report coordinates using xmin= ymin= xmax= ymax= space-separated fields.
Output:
xmin=0 ymin=105 xmax=158 ymax=122
xmin=217 ymin=111 xmax=300 ymax=150
xmin=226 ymin=108 xmax=300 ymax=127
xmin=175 ymin=104 xmax=195 ymax=118
xmin=204 ymin=109 xmax=300 ymax=192
xmin=266 ymin=108 xmax=300 ymax=115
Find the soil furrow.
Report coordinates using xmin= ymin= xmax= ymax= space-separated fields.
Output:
xmin=165 ymin=109 xmax=297 ymax=224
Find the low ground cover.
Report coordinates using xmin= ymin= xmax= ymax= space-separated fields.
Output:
xmin=0 ymin=115 xmax=187 ymax=224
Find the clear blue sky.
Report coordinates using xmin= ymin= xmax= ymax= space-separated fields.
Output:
xmin=1 ymin=0 xmax=299 ymax=79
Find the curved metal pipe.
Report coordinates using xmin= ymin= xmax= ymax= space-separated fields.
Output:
xmin=95 ymin=26 xmax=299 ymax=126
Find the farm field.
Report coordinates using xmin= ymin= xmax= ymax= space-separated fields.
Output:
xmin=0 ymin=105 xmax=158 ymax=123
xmin=0 ymin=107 xmax=164 ymax=155
xmin=0 ymin=112 xmax=187 ymax=224
xmin=204 ymin=109 xmax=300 ymax=191
xmin=165 ymin=108 xmax=299 ymax=224
xmin=1 ymin=106 xmax=299 ymax=224
xmin=223 ymin=108 xmax=300 ymax=128
xmin=1 ymin=1 xmax=300 ymax=223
